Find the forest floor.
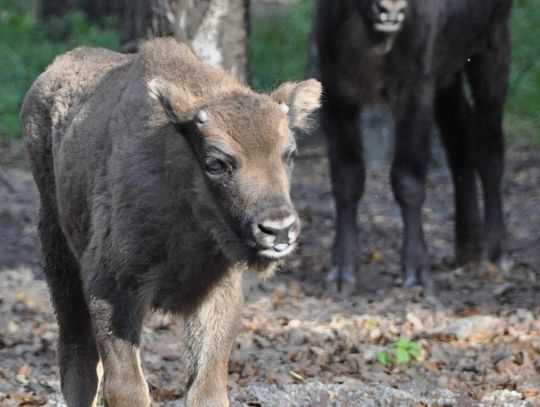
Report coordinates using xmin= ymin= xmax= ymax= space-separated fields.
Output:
xmin=0 ymin=137 xmax=539 ymax=406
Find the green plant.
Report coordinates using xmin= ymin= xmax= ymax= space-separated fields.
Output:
xmin=506 ymin=0 xmax=540 ymax=146
xmin=249 ymin=0 xmax=315 ymax=92
xmin=0 ymin=1 xmax=118 ymax=138
xmin=377 ymin=337 xmax=422 ymax=368
xmin=378 ymin=349 xmax=393 ymax=368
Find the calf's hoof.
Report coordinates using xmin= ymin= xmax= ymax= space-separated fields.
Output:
xmin=186 ymin=392 xmax=229 ymax=407
xmin=104 ymin=381 xmax=151 ymax=407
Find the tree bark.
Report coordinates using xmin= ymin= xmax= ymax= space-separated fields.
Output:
xmin=118 ymin=0 xmax=249 ymax=83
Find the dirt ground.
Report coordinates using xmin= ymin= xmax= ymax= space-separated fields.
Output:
xmin=0 ymin=138 xmax=539 ymax=406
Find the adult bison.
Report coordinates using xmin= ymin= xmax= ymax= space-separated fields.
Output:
xmin=21 ymin=38 xmax=321 ymax=406
xmin=313 ymin=0 xmax=513 ymax=291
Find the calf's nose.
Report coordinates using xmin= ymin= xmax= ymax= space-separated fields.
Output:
xmin=256 ymin=214 xmax=298 ymax=250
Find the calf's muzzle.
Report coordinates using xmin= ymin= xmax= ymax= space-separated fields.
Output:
xmin=246 ymin=198 xmax=299 ymax=259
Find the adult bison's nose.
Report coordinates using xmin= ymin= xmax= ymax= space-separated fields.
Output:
xmin=252 ymin=212 xmax=299 ymax=259
xmin=373 ymin=0 xmax=407 ymax=32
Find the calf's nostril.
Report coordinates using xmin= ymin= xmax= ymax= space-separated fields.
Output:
xmin=256 ymin=215 xmax=297 ymax=245
xmin=258 ymin=223 xmax=277 ymax=236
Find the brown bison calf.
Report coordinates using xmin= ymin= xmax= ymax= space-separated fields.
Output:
xmin=21 ymin=38 xmax=321 ymax=407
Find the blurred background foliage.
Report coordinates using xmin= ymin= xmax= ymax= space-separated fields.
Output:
xmin=505 ymin=0 xmax=540 ymax=146
xmin=0 ymin=0 xmax=118 ymax=138
xmin=0 ymin=0 xmax=538 ymax=145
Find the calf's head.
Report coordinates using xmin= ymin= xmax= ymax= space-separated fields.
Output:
xmin=354 ymin=0 xmax=408 ymax=34
xmin=149 ymin=79 xmax=322 ymax=262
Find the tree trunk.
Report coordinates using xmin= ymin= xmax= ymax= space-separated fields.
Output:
xmin=118 ymin=0 xmax=249 ymax=83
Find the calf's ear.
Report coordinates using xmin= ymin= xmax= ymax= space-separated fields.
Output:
xmin=270 ymin=79 xmax=322 ymax=131
xmin=148 ymin=78 xmax=202 ymax=123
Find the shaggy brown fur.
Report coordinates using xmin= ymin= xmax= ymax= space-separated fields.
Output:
xmin=21 ymin=37 xmax=321 ymax=407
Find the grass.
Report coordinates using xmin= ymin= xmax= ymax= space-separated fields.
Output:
xmin=0 ymin=0 xmax=538 ymax=145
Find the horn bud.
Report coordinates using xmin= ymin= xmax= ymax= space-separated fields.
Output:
xmin=196 ymin=109 xmax=209 ymax=124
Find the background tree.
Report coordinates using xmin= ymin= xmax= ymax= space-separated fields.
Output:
xmin=118 ymin=0 xmax=250 ymax=83
xmin=40 ymin=0 xmax=117 ymax=22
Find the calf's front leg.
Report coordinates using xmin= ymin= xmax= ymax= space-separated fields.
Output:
xmin=184 ymin=270 xmax=243 ymax=407
xmin=84 ymin=262 xmax=151 ymax=407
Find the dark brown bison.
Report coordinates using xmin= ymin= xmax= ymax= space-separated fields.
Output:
xmin=21 ymin=38 xmax=321 ymax=406
xmin=313 ymin=0 xmax=513 ymax=292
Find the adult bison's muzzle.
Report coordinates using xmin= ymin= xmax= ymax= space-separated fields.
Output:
xmin=372 ymin=0 xmax=407 ymax=32
xmin=354 ymin=0 xmax=408 ymax=34
xmin=245 ymin=199 xmax=300 ymax=259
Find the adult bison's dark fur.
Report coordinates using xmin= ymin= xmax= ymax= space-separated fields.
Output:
xmin=21 ymin=38 xmax=321 ymax=407
xmin=313 ymin=0 xmax=513 ymax=291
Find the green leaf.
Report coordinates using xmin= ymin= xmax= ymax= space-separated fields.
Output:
xmin=377 ymin=350 xmax=392 ymax=368
xmin=407 ymin=342 xmax=422 ymax=359
xmin=394 ymin=337 xmax=412 ymax=349
xmin=394 ymin=347 xmax=411 ymax=365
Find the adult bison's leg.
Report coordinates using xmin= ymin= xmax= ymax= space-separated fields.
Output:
xmin=84 ymin=255 xmax=150 ymax=407
xmin=466 ymin=24 xmax=510 ymax=271
xmin=321 ymin=97 xmax=364 ymax=291
xmin=435 ymin=74 xmax=483 ymax=266
xmin=184 ymin=270 xmax=243 ymax=407
xmin=37 ymin=201 xmax=101 ymax=406
xmin=391 ymin=82 xmax=434 ymax=292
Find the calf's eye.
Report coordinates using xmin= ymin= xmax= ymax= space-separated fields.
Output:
xmin=284 ymin=149 xmax=297 ymax=166
xmin=206 ymin=158 xmax=227 ymax=175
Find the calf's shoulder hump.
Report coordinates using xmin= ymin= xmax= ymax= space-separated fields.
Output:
xmin=21 ymin=46 xmax=133 ymax=133
xmin=138 ymin=37 xmax=246 ymax=96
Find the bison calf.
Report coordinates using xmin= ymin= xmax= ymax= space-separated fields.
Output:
xmin=313 ymin=0 xmax=513 ymax=291
xmin=21 ymin=38 xmax=321 ymax=407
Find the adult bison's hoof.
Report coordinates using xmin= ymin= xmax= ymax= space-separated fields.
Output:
xmin=481 ymin=254 xmax=514 ymax=282
xmin=455 ymin=246 xmax=483 ymax=268
xmin=325 ymin=265 xmax=357 ymax=293
xmin=402 ymin=266 xmax=434 ymax=295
